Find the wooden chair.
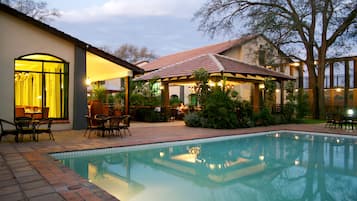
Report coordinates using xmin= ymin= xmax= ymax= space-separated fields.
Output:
xmin=0 ymin=119 xmax=19 ymax=142
xmin=34 ymin=119 xmax=54 ymax=141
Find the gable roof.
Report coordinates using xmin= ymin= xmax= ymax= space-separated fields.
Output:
xmin=141 ymin=34 xmax=262 ymax=72
xmin=135 ymin=54 xmax=294 ymax=82
xmin=0 ymin=3 xmax=144 ymax=74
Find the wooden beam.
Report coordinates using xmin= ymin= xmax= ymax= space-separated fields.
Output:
xmin=253 ymin=83 xmax=260 ymax=113
xmin=124 ymin=76 xmax=130 ymax=115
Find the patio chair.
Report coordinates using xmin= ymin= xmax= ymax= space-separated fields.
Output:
xmin=325 ymin=113 xmax=335 ymax=128
xmin=109 ymin=116 xmax=124 ymax=137
xmin=15 ymin=117 xmax=35 ymax=141
xmin=94 ymin=114 xmax=112 ymax=137
xmin=0 ymin=119 xmax=19 ymax=142
xmin=118 ymin=115 xmax=131 ymax=136
xmin=34 ymin=119 xmax=54 ymax=141
xmin=84 ymin=115 xmax=101 ymax=138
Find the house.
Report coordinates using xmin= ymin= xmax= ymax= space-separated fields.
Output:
xmin=0 ymin=3 xmax=143 ymax=130
xmin=138 ymin=34 xmax=297 ymax=111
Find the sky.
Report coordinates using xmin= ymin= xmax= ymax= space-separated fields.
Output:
xmin=46 ymin=0 xmax=228 ymax=57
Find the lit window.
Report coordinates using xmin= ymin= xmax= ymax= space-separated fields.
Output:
xmin=14 ymin=54 xmax=68 ymax=119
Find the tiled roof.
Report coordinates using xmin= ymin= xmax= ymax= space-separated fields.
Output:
xmin=135 ymin=54 xmax=294 ymax=81
xmin=141 ymin=34 xmax=261 ymax=72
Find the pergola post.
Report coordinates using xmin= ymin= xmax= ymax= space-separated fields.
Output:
xmin=253 ymin=83 xmax=260 ymax=113
xmin=161 ymin=82 xmax=170 ymax=114
xmin=344 ymin=61 xmax=350 ymax=109
xmin=354 ymin=59 xmax=357 ymax=108
xmin=329 ymin=63 xmax=334 ymax=110
xmin=298 ymin=62 xmax=304 ymax=89
xmin=124 ymin=76 xmax=130 ymax=115
xmin=280 ymin=80 xmax=285 ymax=111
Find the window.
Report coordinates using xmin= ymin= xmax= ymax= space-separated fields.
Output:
xmin=14 ymin=54 xmax=69 ymax=119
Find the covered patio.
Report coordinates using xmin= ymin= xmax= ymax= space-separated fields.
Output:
xmin=136 ymin=54 xmax=295 ymax=112
xmin=85 ymin=47 xmax=143 ymax=116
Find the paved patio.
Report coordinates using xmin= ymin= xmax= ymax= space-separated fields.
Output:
xmin=0 ymin=121 xmax=356 ymax=201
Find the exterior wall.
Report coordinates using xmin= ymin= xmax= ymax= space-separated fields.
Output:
xmin=222 ymin=46 xmax=242 ymax=61
xmin=0 ymin=11 xmax=75 ymax=130
xmin=223 ymin=36 xmax=295 ymax=109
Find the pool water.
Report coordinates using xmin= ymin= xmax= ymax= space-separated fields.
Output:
xmin=52 ymin=131 xmax=357 ymax=201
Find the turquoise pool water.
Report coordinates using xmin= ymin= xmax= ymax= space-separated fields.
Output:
xmin=52 ymin=131 xmax=357 ymax=201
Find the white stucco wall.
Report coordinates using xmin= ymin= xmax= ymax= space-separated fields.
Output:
xmin=0 ymin=11 xmax=75 ymax=129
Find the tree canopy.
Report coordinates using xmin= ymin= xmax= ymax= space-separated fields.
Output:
xmin=114 ymin=44 xmax=157 ymax=64
xmin=1 ymin=0 xmax=60 ymax=22
xmin=195 ymin=0 xmax=357 ymax=119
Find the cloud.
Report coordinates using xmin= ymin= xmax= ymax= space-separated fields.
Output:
xmin=58 ymin=0 xmax=205 ymax=23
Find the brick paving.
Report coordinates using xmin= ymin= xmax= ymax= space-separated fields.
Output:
xmin=0 ymin=121 xmax=356 ymax=201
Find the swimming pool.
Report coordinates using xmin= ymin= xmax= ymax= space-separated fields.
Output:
xmin=52 ymin=131 xmax=357 ymax=201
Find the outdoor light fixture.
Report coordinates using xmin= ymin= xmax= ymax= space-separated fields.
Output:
xmin=291 ymin=62 xmax=300 ymax=67
xmin=85 ymin=78 xmax=91 ymax=86
xmin=347 ymin=109 xmax=354 ymax=116
xmin=259 ymin=84 xmax=265 ymax=89
xmin=294 ymin=160 xmax=300 ymax=166
xmin=336 ymin=88 xmax=342 ymax=92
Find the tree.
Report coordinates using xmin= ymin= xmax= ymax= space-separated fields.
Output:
xmin=195 ymin=0 xmax=357 ymax=119
xmin=113 ymin=44 xmax=157 ymax=63
xmin=1 ymin=0 xmax=60 ymax=22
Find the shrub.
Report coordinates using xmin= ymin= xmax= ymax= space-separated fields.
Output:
xmin=235 ymin=100 xmax=253 ymax=128
xmin=296 ymin=89 xmax=309 ymax=119
xmin=254 ymin=107 xmax=276 ymax=126
xmin=135 ymin=108 xmax=167 ymax=122
xmin=201 ymin=88 xmax=238 ymax=129
xmin=184 ymin=112 xmax=202 ymax=127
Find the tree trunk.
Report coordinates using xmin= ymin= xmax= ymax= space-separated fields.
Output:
xmin=317 ymin=71 xmax=326 ymax=119
xmin=307 ymin=61 xmax=319 ymax=119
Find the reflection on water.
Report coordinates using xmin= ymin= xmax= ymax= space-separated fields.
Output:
xmin=52 ymin=132 xmax=357 ymax=201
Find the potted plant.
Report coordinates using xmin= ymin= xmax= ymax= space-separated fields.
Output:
xmin=113 ymin=92 xmax=124 ymax=116
xmin=90 ymin=86 xmax=106 ymax=117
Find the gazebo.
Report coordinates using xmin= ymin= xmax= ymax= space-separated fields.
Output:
xmin=135 ymin=54 xmax=295 ymax=112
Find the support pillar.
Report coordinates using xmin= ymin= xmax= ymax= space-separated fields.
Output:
xmin=353 ymin=59 xmax=357 ymax=108
xmin=161 ymin=82 xmax=170 ymax=114
xmin=124 ymin=76 xmax=130 ymax=115
xmin=280 ymin=81 xmax=285 ymax=111
xmin=344 ymin=61 xmax=350 ymax=109
xmin=329 ymin=63 xmax=334 ymax=109
xmin=253 ymin=83 xmax=260 ymax=113
xmin=330 ymin=63 xmax=334 ymax=88
xmin=298 ymin=63 xmax=303 ymax=89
